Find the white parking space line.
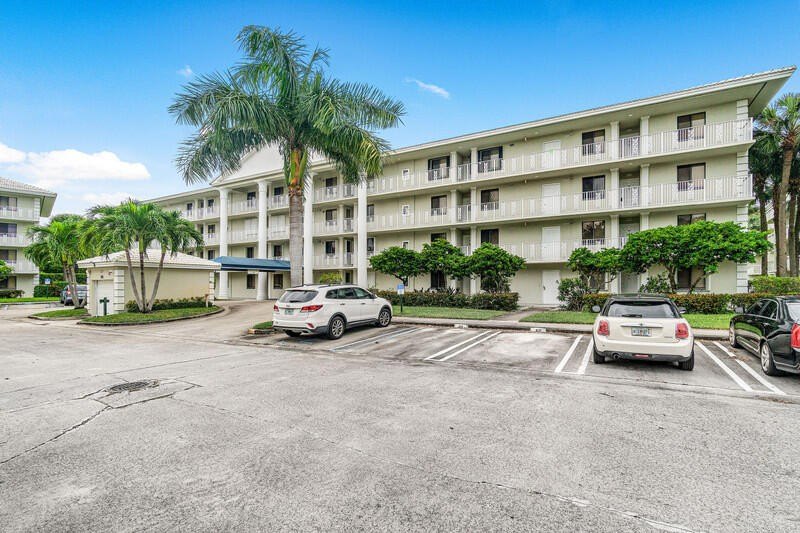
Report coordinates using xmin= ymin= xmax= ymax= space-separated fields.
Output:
xmin=424 ymin=331 xmax=492 ymax=361
xmin=436 ymin=331 xmax=502 ymax=362
xmin=712 ymin=341 xmax=786 ymax=395
xmin=554 ymin=335 xmax=583 ymax=374
xmin=331 ymin=327 xmax=418 ymax=351
xmin=696 ymin=341 xmax=753 ymax=392
xmin=575 ymin=338 xmax=594 ymax=375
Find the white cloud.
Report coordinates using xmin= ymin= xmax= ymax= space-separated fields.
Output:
xmin=177 ymin=65 xmax=193 ymax=77
xmin=0 ymin=142 xmax=25 ymax=163
xmin=81 ymin=191 xmax=135 ymax=206
xmin=1 ymin=143 xmax=150 ymax=188
xmin=405 ymin=78 xmax=450 ymax=99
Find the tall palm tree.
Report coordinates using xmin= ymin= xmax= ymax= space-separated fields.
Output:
xmin=756 ymin=93 xmax=800 ymax=276
xmin=85 ymin=201 xmax=203 ymax=312
xmin=169 ymin=26 xmax=405 ymax=286
xmin=25 ymin=214 xmax=88 ymax=309
xmin=750 ymin=130 xmax=780 ymax=274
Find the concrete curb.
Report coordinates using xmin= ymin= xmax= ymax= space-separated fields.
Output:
xmin=392 ymin=316 xmax=728 ymax=340
xmin=28 ymin=314 xmax=88 ymax=321
xmin=79 ymin=306 xmax=224 ymax=327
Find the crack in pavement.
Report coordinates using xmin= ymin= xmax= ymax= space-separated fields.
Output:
xmin=171 ymin=396 xmax=701 ymax=533
xmin=0 ymin=405 xmax=109 ymax=466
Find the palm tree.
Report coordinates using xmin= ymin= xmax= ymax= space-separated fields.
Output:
xmin=25 ymin=214 xmax=88 ymax=309
xmin=750 ymin=130 xmax=780 ymax=274
xmin=756 ymin=93 xmax=800 ymax=276
xmin=169 ymin=26 xmax=404 ymax=286
xmin=85 ymin=201 xmax=203 ymax=312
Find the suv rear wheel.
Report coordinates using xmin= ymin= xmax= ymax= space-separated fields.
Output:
xmin=327 ymin=315 xmax=346 ymax=340
xmin=760 ymin=342 xmax=782 ymax=376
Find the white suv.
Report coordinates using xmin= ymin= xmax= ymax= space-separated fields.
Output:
xmin=273 ymin=285 xmax=393 ymax=339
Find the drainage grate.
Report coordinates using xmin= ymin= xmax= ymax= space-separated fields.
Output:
xmin=106 ymin=380 xmax=158 ymax=393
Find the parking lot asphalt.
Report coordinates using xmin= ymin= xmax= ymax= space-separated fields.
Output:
xmin=3 ymin=302 xmax=800 ymax=532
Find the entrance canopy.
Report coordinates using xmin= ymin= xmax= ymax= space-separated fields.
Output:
xmin=212 ymin=256 xmax=290 ymax=272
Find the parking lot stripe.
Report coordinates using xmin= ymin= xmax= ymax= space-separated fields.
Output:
xmin=712 ymin=341 xmax=786 ymax=395
xmin=554 ymin=335 xmax=583 ymax=374
xmin=696 ymin=341 xmax=753 ymax=392
xmin=436 ymin=331 xmax=502 ymax=362
xmin=331 ymin=327 xmax=417 ymax=350
xmin=424 ymin=331 xmax=492 ymax=361
xmin=575 ymin=338 xmax=594 ymax=375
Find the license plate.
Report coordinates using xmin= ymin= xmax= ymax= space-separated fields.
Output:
xmin=284 ymin=308 xmax=295 ymax=315
xmin=631 ymin=327 xmax=651 ymax=337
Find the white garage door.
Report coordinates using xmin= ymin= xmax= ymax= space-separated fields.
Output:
xmin=93 ymin=280 xmax=114 ymax=316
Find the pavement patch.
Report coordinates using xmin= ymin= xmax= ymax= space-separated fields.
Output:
xmin=89 ymin=379 xmax=196 ymax=408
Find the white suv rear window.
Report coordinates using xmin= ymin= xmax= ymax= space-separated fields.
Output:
xmin=607 ymin=302 xmax=677 ymax=318
xmin=279 ymin=290 xmax=318 ymax=303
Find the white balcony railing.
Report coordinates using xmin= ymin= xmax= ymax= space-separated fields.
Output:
xmin=0 ymin=234 xmax=29 ymax=246
xmin=315 ymin=218 xmax=356 ymax=235
xmin=3 ymin=258 xmax=38 ymax=273
xmin=268 ymin=226 xmax=289 ymax=239
xmin=0 ymin=207 xmax=37 ymax=220
xmin=182 ymin=205 xmax=219 ymax=220
xmin=229 ymin=199 xmax=258 ymax=215
xmin=366 ymin=118 xmax=752 ymax=195
xmin=270 ymin=195 xmax=289 ymax=209
xmin=497 ymin=238 xmax=628 ymax=263
xmin=314 ymin=183 xmax=357 ymax=203
xmin=228 ymin=230 xmax=258 ymax=243
xmin=365 ymin=175 xmax=751 ymax=232
xmin=203 ymin=233 xmax=219 ymax=245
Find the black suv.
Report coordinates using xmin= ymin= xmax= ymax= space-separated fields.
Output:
xmin=729 ymin=296 xmax=800 ymax=376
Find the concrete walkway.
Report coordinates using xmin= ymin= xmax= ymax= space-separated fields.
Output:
xmin=393 ymin=315 xmax=727 ymax=340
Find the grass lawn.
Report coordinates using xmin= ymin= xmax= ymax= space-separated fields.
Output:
xmin=394 ymin=306 xmax=507 ymax=320
xmin=521 ymin=311 xmax=733 ymax=330
xmin=0 ymin=297 xmax=60 ymax=303
xmin=252 ymin=321 xmax=273 ymax=330
xmin=82 ymin=306 xmax=219 ymax=324
xmin=32 ymin=308 xmax=89 ymax=319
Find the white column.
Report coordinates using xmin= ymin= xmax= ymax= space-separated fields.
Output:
xmin=448 ymin=226 xmax=458 ymax=290
xmin=640 ymin=116 xmax=650 ymax=155
xmin=357 ymin=181 xmax=367 ymax=286
xmin=449 ymin=150 xmax=458 ymax=180
xmin=470 ymin=147 xmax=478 ymax=179
xmin=218 ymin=187 xmax=230 ymax=299
xmin=469 ymin=225 xmax=478 ymax=295
xmin=640 ymin=164 xmax=649 ymax=208
xmin=256 ymin=179 xmax=268 ymax=301
xmin=303 ymin=175 xmax=314 ymax=285
xmin=470 ymin=186 xmax=477 ymax=222
xmin=610 ymin=168 xmax=619 ymax=209
xmin=640 ymin=212 xmax=650 ymax=231
xmin=449 ymin=189 xmax=457 ymax=224
xmin=610 ymin=121 xmax=620 ymax=160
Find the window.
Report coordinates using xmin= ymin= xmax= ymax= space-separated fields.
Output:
xmin=760 ymin=300 xmax=778 ymax=319
xmin=246 ymin=246 xmax=255 ymax=259
xmin=0 ymin=277 xmax=8 ymax=289
xmin=273 ymin=186 xmax=284 ymax=197
xmin=786 ymin=302 xmax=800 ymax=320
xmin=366 ymin=237 xmax=375 ymax=253
xmin=246 ymin=274 xmax=257 ymax=289
xmin=607 ymin=301 xmax=678 ymax=319
xmin=273 ymin=273 xmax=284 ymax=289
xmin=431 ymin=271 xmax=446 ymax=290
xmin=198 ymin=199 xmax=204 ymax=208
xmin=402 ymin=241 xmax=410 ymax=249
xmin=0 ymin=223 xmax=17 ymax=236
xmin=431 ymin=232 xmax=447 ymax=242
xmin=207 ymin=224 xmax=215 ymax=235
xmin=477 ymin=147 xmax=502 ymax=172
xmin=677 ymin=268 xmax=706 ymax=291
xmin=400 ymin=204 xmax=411 ymax=216
xmin=246 ymin=191 xmax=256 ymax=202
xmin=0 ymin=250 xmax=16 ymax=261
xmin=581 ymin=221 xmax=605 ymax=243
xmin=206 ymin=250 xmax=216 ymax=260
xmin=366 ymin=204 xmax=374 ymax=222
xmin=427 ymin=156 xmax=449 ymax=181
xmin=279 ymin=289 xmax=317 ymax=302
xmin=480 ymin=229 xmax=499 ymax=245
xmin=582 ymin=129 xmax=605 ymax=155
xmin=480 ymin=188 xmax=499 ymax=209
xmin=401 ymin=169 xmax=410 ymax=182
xmin=273 ymin=244 xmax=283 ymax=258
xmin=677 ymin=112 xmax=706 ymax=133
xmin=0 ymin=196 xmax=18 ymax=212
xmin=677 ymin=163 xmax=706 ymax=191
xmin=207 ymin=198 xmax=215 ymax=208
xmin=353 ymin=287 xmax=371 ymax=299
xmin=582 ymin=176 xmax=606 ymax=200
xmin=344 ymin=271 xmax=353 ymax=284
xmin=430 ymin=195 xmax=447 ymax=214
xmin=677 ymin=213 xmax=706 ymax=226
xmin=325 ymin=209 xmax=337 ymax=222
xmin=186 ymin=202 xmax=193 ymax=211
xmin=325 ymin=177 xmax=338 ymax=188
xmin=325 ymin=241 xmax=336 ymax=255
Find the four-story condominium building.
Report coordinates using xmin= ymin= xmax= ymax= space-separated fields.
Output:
xmin=0 ymin=177 xmax=57 ymax=296
xmin=149 ymin=67 xmax=795 ymax=304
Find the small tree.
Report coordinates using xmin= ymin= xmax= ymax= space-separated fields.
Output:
xmin=419 ymin=239 xmax=469 ymax=287
xmin=318 ymin=272 xmax=342 ymax=284
xmin=566 ymin=247 xmax=622 ymax=293
xmin=0 ymin=260 xmax=12 ymax=284
xmin=368 ymin=246 xmax=426 ymax=287
xmin=466 ymin=243 xmax=525 ymax=292
xmin=620 ymin=221 xmax=771 ymax=293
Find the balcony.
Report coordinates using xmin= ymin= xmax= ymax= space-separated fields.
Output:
xmin=182 ymin=205 xmax=219 ymax=220
xmin=203 ymin=233 xmax=219 ymax=245
xmin=270 ymin=195 xmax=289 ymax=209
xmin=269 ymin=226 xmax=289 ymax=239
xmin=3 ymin=258 xmax=38 ymax=273
xmin=228 ymin=230 xmax=258 ymax=244
xmin=366 ymin=118 xmax=753 ymax=195
xmin=315 ymin=218 xmax=355 ymax=235
xmin=314 ymin=183 xmax=357 ymax=203
xmin=497 ymin=238 xmax=628 ymax=263
xmin=366 ymin=175 xmax=751 ymax=231
xmin=0 ymin=233 xmax=30 ymax=247
xmin=229 ymin=199 xmax=258 ymax=215
xmin=314 ymin=253 xmax=356 ymax=268
xmin=0 ymin=206 xmax=37 ymax=220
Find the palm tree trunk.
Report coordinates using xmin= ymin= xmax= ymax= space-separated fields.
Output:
xmin=288 ymin=188 xmax=303 ymax=287
xmin=788 ymin=192 xmax=797 ymax=276
xmin=148 ymin=250 xmax=167 ymax=312
xmin=759 ymin=200 xmax=769 ymax=275
xmin=63 ymin=264 xmax=83 ymax=309
xmin=138 ymin=248 xmax=148 ymax=312
xmin=124 ymin=249 xmax=144 ymax=311
xmin=776 ymin=149 xmax=794 ymax=276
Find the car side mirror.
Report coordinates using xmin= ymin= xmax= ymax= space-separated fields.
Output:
xmin=591 ymin=305 xmax=601 ymax=313
xmin=734 ymin=306 xmax=744 ymax=314
xmin=370 ymin=293 xmax=376 ymax=299
xmin=677 ymin=306 xmax=687 ymax=314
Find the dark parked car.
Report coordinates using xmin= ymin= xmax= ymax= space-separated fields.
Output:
xmin=729 ymin=296 xmax=800 ymax=376
xmin=60 ymin=284 xmax=87 ymax=305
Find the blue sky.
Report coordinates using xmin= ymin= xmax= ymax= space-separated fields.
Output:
xmin=1 ymin=0 xmax=798 ymax=214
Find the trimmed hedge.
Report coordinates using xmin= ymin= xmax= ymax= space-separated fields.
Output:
xmin=750 ymin=276 xmax=800 ymax=295
xmin=125 ymin=296 xmax=208 ymax=312
xmin=33 ymin=283 xmax=66 ymax=297
xmin=581 ymin=292 xmax=773 ymax=314
xmin=373 ymin=290 xmax=519 ymax=312
xmin=0 ymin=289 xmax=24 ymax=298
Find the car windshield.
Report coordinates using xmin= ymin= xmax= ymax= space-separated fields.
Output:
xmin=786 ymin=302 xmax=800 ymax=320
xmin=278 ymin=290 xmax=318 ymax=303
xmin=607 ymin=301 xmax=678 ymax=319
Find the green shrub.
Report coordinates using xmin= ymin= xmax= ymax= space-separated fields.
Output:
xmin=33 ymin=283 xmax=65 ymax=297
xmin=669 ymin=293 xmax=730 ymax=314
xmin=125 ymin=296 xmax=208 ymax=312
xmin=638 ymin=273 xmax=672 ymax=294
xmin=729 ymin=293 xmax=771 ymax=311
xmin=0 ymin=289 xmax=24 ymax=298
xmin=318 ymin=272 xmax=343 ymax=284
xmin=372 ymin=290 xmax=518 ymax=311
xmin=582 ymin=293 xmax=611 ymax=311
xmin=750 ymin=276 xmax=800 ymax=295
xmin=557 ymin=278 xmax=591 ymax=311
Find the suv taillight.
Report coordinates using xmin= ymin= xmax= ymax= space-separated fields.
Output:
xmin=791 ymin=323 xmax=800 ymax=349
xmin=676 ymin=322 xmax=690 ymax=339
xmin=273 ymin=304 xmax=278 ymax=312
xmin=301 ymin=304 xmax=323 ymax=313
xmin=597 ymin=319 xmax=609 ymax=336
